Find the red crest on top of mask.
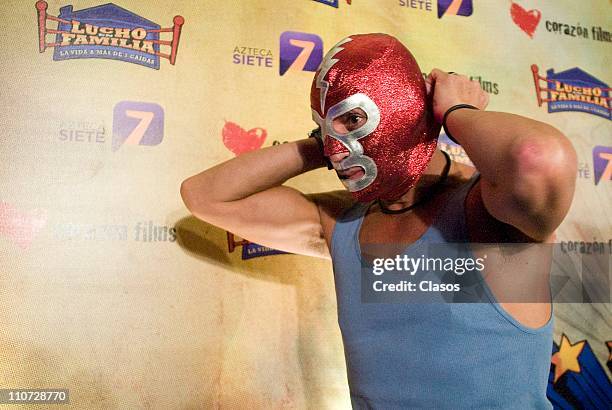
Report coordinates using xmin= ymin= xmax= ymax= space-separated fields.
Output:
xmin=310 ymin=33 xmax=440 ymax=202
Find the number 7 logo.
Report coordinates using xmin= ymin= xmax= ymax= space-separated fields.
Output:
xmin=279 ymin=31 xmax=323 ymax=76
xmin=593 ymin=146 xmax=612 ymax=185
xmin=113 ymin=101 xmax=164 ymax=152
xmin=438 ymin=0 xmax=473 ymax=18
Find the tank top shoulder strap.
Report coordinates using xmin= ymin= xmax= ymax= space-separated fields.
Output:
xmin=330 ymin=200 xmax=372 ymax=258
xmin=430 ymin=170 xmax=481 ymax=243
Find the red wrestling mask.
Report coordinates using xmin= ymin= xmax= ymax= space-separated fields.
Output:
xmin=310 ymin=33 xmax=440 ymax=202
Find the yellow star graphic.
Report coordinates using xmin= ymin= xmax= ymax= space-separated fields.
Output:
xmin=551 ymin=334 xmax=586 ymax=383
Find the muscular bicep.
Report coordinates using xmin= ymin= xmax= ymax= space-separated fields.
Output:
xmin=184 ymin=184 xmax=331 ymax=258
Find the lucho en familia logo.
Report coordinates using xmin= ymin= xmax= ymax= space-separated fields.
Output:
xmin=531 ymin=65 xmax=610 ymax=120
xmin=35 ymin=1 xmax=184 ymax=69
xmin=226 ymin=232 xmax=287 ymax=260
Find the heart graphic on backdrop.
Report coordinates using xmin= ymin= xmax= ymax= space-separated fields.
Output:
xmin=222 ymin=120 xmax=267 ymax=156
xmin=0 ymin=202 xmax=47 ymax=249
xmin=510 ymin=2 xmax=541 ymax=38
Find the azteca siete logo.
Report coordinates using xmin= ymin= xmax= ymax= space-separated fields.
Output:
xmin=398 ymin=0 xmax=473 ymax=19
xmin=593 ymin=146 xmax=612 ymax=185
xmin=232 ymin=31 xmax=323 ymax=76
xmin=531 ymin=65 xmax=610 ymax=120
xmin=112 ymin=101 xmax=164 ymax=152
xmin=437 ymin=0 xmax=472 ymax=18
xmin=279 ymin=31 xmax=323 ymax=76
xmin=35 ymin=1 xmax=184 ymax=69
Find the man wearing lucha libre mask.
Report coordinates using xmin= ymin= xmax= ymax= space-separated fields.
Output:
xmin=181 ymin=34 xmax=577 ymax=408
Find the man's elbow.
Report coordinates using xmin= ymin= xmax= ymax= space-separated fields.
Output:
xmin=180 ymin=177 xmax=201 ymax=215
xmin=180 ymin=177 xmax=226 ymax=224
xmin=510 ymin=129 xmax=577 ymax=190
xmin=510 ymin=132 xmax=577 ymax=233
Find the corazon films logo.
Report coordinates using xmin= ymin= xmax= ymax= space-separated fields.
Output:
xmin=510 ymin=1 xmax=541 ymax=38
xmin=222 ymin=120 xmax=267 ymax=156
xmin=35 ymin=1 xmax=184 ymax=69
xmin=531 ymin=65 xmax=610 ymax=120
xmin=279 ymin=31 xmax=323 ymax=76
xmin=0 ymin=202 xmax=47 ymax=250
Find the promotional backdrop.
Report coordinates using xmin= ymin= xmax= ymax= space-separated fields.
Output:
xmin=0 ymin=0 xmax=610 ymax=408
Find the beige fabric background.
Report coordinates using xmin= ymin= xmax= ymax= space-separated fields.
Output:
xmin=0 ymin=0 xmax=610 ymax=408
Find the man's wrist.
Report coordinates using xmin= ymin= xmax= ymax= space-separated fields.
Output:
xmin=308 ymin=128 xmax=333 ymax=170
xmin=297 ymin=137 xmax=331 ymax=171
xmin=442 ymin=104 xmax=479 ymax=144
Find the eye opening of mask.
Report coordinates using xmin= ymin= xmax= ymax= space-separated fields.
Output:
xmin=332 ymin=107 xmax=368 ymax=134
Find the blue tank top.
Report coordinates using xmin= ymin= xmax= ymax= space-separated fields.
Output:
xmin=330 ymin=173 xmax=553 ymax=409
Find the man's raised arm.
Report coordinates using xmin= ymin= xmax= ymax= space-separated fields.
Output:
xmin=427 ymin=69 xmax=578 ymax=241
xmin=180 ymin=138 xmax=333 ymax=258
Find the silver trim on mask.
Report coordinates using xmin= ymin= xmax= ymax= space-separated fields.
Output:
xmin=316 ymin=37 xmax=352 ymax=113
xmin=312 ymin=93 xmax=381 ymax=192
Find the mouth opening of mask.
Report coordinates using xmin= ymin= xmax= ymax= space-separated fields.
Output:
xmin=335 ymin=164 xmax=366 ymax=181
xmin=335 ymin=154 xmax=377 ymax=192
